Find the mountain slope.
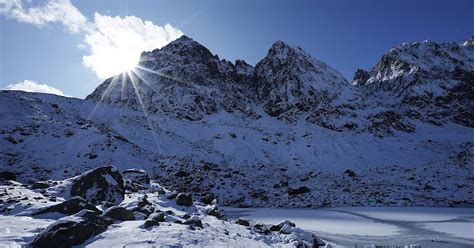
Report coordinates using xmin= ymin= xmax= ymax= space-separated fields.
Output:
xmin=1 ymin=90 xmax=472 ymax=207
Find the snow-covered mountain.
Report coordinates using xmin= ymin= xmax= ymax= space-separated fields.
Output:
xmin=353 ymin=37 xmax=474 ymax=129
xmin=1 ymin=36 xmax=473 ymax=209
xmin=87 ymin=35 xmax=258 ymax=121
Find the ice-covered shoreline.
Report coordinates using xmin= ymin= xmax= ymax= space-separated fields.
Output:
xmin=224 ymin=207 xmax=474 ymax=247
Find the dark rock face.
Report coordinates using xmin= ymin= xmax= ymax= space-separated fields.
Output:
xmin=175 ymin=193 xmax=193 ymax=207
xmin=0 ymin=171 xmax=16 ymax=181
xmin=33 ymin=197 xmax=101 ymax=216
xmin=353 ymin=38 xmax=474 ymax=129
xmin=86 ymin=35 xmax=257 ymax=121
xmin=255 ymin=41 xmax=349 ymax=121
xmin=70 ymin=165 xmax=125 ymax=205
xmin=30 ymin=211 xmax=111 ymax=248
xmin=352 ymin=69 xmax=371 ymax=85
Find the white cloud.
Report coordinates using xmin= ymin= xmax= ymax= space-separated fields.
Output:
xmin=4 ymin=80 xmax=66 ymax=96
xmin=0 ymin=0 xmax=88 ymax=33
xmin=0 ymin=0 xmax=184 ymax=80
xmin=0 ymin=0 xmax=183 ymax=79
xmin=82 ymin=14 xmax=183 ymax=79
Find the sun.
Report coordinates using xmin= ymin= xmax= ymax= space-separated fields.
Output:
xmin=83 ymin=45 xmax=140 ymax=79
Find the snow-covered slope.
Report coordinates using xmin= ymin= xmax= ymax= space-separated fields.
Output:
xmin=1 ymin=90 xmax=472 ymax=208
xmin=0 ymin=166 xmax=323 ymax=247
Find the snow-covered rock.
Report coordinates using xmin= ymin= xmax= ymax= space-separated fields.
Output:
xmin=1 ymin=169 xmax=323 ymax=247
xmin=70 ymin=165 xmax=125 ymax=205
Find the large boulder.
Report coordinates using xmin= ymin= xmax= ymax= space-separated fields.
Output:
xmin=33 ymin=196 xmax=101 ymax=216
xmin=70 ymin=165 xmax=125 ymax=205
xmin=122 ymin=168 xmax=150 ymax=192
xmin=30 ymin=211 xmax=111 ymax=248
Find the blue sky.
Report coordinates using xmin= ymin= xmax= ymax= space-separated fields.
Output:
xmin=1 ymin=0 xmax=473 ymax=98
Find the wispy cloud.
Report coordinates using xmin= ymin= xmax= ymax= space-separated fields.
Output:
xmin=3 ymin=80 xmax=67 ymax=96
xmin=0 ymin=0 xmax=183 ymax=79
xmin=0 ymin=0 xmax=88 ymax=33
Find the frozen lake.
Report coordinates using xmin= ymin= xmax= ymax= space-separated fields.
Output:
xmin=224 ymin=207 xmax=474 ymax=247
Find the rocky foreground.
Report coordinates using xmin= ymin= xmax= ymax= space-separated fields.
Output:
xmin=0 ymin=165 xmax=326 ymax=247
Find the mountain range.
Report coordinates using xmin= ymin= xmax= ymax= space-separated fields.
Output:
xmin=1 ymin=35 xmax=473 ymax=208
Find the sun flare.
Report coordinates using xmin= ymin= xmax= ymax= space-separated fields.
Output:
xmin=83 ymin=44 xmax=141 ymax=79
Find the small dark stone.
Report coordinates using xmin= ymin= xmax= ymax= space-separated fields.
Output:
xmin=344 ymin=169 xmax=357 ymax=178
xmin=207 ymin=207 xmax=226 ymax=220
xmin=144 ymin=219 xmax=160 ymax=228
xmin=270 ymin=220 xmax=296 ymax=232
xmin=253 ymin=223 xmax=270 ymax=234
xmin=184 ymin=218 xmax=203 ymax=228
xmin=31 ymin=181 xmax=51 ymax=189
xmin=201 ymin=195 xmax=215 ymax=205
xmin=235 ymin=218 xmax=250 ymax=226
xmin=424 ymin=184 xmax=436 ymax=191
xmin=0 ymin=171 xmax=17 ymax=181
xmin=288 ymin=186 xmax=310 ymax=196
xmin=143 ymin=213 xmax=165 ymax=228
xmin=269 ymin=225 xmax=281 ymax=232
xmin=175 ymin=170 xmax=189 ymax=177
xmin=102 ymin=206 xmax=134 ymax=221
xmin=175 ymin=193 xmax=193 ymax=207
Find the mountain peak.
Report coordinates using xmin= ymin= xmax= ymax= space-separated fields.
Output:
xmin=139 ymin=35 xmax=214 ymax=67
xmin=169 ymin=35 xmax=201 ymax=47
xmin=462 ymin=36 xmax=474 ymax=46
xmin=266 ymin=40 xmax=305 ymax=60
xmin=271 ymin=40 xmax=292 ymax=48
